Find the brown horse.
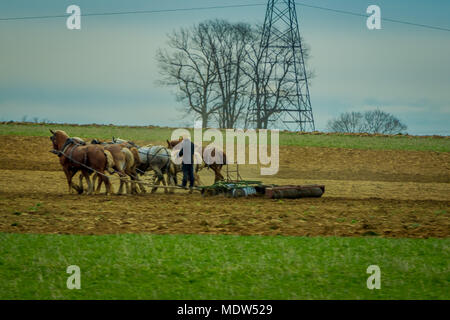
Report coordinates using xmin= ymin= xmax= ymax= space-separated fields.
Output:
xmin=166 ymin=138 xmax=226 ymax=183
xmin=111 ymin=141 xmax=147 ymax=193
xmin=92 ymin=144 xmax=140 ymax=195
xmin=91 ymin=139 xmax=146 ymax=194
xmin=50 ymin=130 xmax=115 ymax=194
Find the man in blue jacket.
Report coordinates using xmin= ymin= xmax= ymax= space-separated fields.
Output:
xmin=178 ymin=137 xmax=196 ymax=192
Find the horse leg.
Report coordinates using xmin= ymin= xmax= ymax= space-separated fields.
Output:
xmin=79 ymin=170 xmax=91 ymax=194
xmin=64 ymin=168 xmax=79 ymax=194
xmin=82 ymin=171 xmax=93 ymax=195
xmin=136 ymin=174 xmax=146 ymax=193
xmin=173 ymin=170 xmax=178 ymax=186
xmin=126 ymin=174 xmax=135 ymax=194
xmin=124 ymin=170 xmax=134 ymax=194
xmin=158 ymin=175 xmax=168 ymax=194
xmin=151 ymin=168 xmax=165 ymax=193
xmin=148 ymin=171 xmax=155 ymax=193
xmin=115 ymin=170 xmax=129 ymax=195
xmin=151 ymin=176 xmax=161 ymax=194
xmin=117 ymin=173 xmax=124 ymax=195
xmin=214 ymin=165 xmax=224 ymax=182
xmin=78 ymin=174 xmax=84 ymax=194
xmin=167 ymin=176 xmax=174 ymax=194
xmin=161 ymin=172 xmax=168 ymax=194
xmin=94 ymin=173 xmax=104 ymax=194
xmin=78 ymin=172 xmax=85 ymax=194
xmin=127 ymin=171 xmax=138 ymax=194
xmin=166 ymin=170 xmax=176 ymax=194
xmin=67 ymin=172 xmax=73 ymax=193
xmin=103 ymin=175 xmax=113 ymax=195
xmin=123 ymin=172 xmax=133 ymax=194
xmin=133 ymin=176 xmax=141 ymax=194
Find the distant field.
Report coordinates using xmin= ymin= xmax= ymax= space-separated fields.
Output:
xmin=0 ymin=122 xmax=449 ymax=152
xmin=0 ymin=233 xmax=448 ymax=300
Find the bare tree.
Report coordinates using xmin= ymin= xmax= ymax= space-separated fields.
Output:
xmin=157 ymin=20 xmax=254 ymax=129
xmin=157 ymin=20 xmax=313 ymax=129
xmin=327 ymin=110 xmax=407 ymax=134
xmin=156 ymin=27 xmax=221 ymax=128
xmin=327 ymin=111 xmax=365 ymax=133
xmin=363 ymin=109 xmax=407 ymax=134
xmin=200 ymin=20 xmax=253 ymax=129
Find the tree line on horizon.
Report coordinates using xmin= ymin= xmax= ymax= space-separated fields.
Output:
xmin=326 ymin=110 xmax=407 ymax=135
xmin=11 ymin=109 xmax=408 ymax=135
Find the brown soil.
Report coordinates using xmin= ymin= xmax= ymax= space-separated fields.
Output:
xmin=0 ymin=135 xmax=448 ymax=238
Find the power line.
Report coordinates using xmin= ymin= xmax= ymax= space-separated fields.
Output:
xmin=0 ymin=2 xmax=449 ymax=33
xmin=0 ymin=3 xmax=265 ymax=21
xmin=294 ymin=1 xmax=450 ymax=32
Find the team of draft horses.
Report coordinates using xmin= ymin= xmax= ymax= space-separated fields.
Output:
xmin=49 ymin=129 xmax=226 ymax=195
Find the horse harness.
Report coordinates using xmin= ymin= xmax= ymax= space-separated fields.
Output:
xmin=58 ymin=138 xmax=88 ymax=166
xmin=141 ymin=146 xmax=171 ymax=173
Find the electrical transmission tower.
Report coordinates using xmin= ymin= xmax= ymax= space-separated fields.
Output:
xmin=259 ymin=0 xmax=315 ymax=131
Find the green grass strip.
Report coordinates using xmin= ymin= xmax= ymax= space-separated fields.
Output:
xmin=1 ymin=123 xmax=449 ymax=152
xmin=0 ymin=233 xmax=448 ymax=299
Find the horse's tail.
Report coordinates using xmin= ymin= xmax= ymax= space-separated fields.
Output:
xmin=104 ymin=150 xmax=115 ymax=174
xmin=221 ymin=150 xmax=227 ymax=166
xmin=168 ymin=161 xmax=178 ymax=185
xmin=121 ymin=147 xmax=135 ymax=172
xmin=129 ymin=147 xmax=140 ymax=166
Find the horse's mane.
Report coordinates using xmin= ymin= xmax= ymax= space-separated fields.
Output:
xmin=113 ymin=137 xmax=139 ymax=148
xmin=72 ymin=137 xmax=86 ymax=145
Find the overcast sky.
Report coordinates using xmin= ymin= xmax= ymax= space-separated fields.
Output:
xmin=1 ymin=0 xmax=449 ymax=135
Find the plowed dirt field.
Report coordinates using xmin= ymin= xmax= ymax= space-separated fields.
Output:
xmin=0 ymin=136 xmax=448 ymax=238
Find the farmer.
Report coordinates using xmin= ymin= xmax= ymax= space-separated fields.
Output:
xmin=178 ymin=136 xmax=196 ymax=193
